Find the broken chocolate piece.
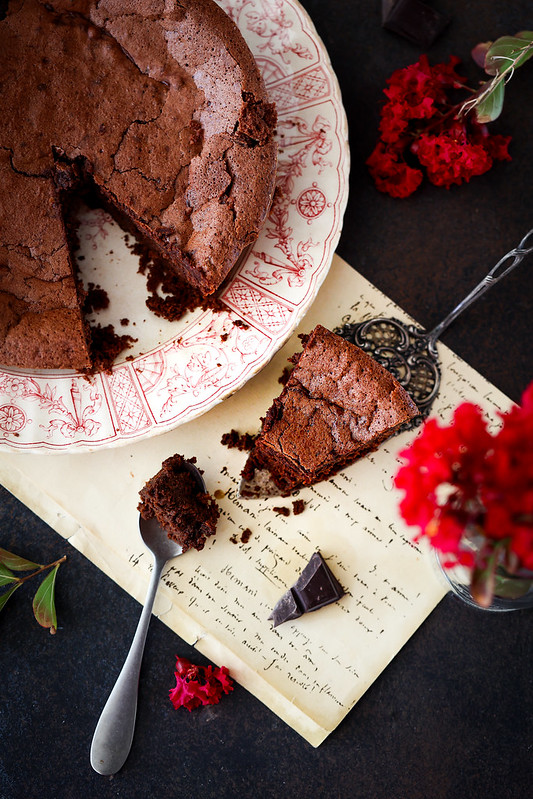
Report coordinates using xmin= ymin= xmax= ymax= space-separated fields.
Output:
xmin=269 ymin=590 xmax=302 ymax=626
xmin=382 ymin=0 xmax=450 ymax=49
xmin=268 ymin=552 xmax=344 ymax=627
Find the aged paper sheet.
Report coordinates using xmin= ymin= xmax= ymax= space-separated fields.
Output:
xmin=0 ymin=255 xmax=512 ymax=746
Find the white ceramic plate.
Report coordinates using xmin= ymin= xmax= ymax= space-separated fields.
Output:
xmin=0 ymin=0 xmax=349 ymax=453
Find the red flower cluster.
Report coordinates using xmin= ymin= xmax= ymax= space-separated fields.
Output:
xmin=169 ymin=656 xmax=234 ymax=711
xmin=394 ymin=382 xmax=533 ymax=573
xmin=366 ymin=55 xmax=511 ymax=197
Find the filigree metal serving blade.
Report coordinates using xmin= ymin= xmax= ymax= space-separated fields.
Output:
xmin=335 ymin=229 xmax=533 ymax=422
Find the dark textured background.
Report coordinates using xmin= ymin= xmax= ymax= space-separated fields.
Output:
xmin=1 ymin=1 xmax=532 ymax=797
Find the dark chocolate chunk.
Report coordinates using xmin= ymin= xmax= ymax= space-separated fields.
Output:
xmin=382 ymin=0 xmax=450 ymax=49
xmin=268 ymin=590 xmax=302 ymax=627
xmin=268 ymin=552 xmax=344 ymax=627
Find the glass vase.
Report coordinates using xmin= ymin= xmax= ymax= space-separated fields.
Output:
xmin=435 ymin=550 xmax=533 ymax=612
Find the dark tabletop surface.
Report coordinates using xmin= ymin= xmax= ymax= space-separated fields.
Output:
xmin=1 ymin=1 xmax=532 ymax=797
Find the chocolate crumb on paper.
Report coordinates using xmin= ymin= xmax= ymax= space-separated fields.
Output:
xmin=292 ymin=499 xmax=305 ymax=515
xmin=240 ymin=528 xmax=252 ymax=543
xmin=230 ymin=527 xmax=253 ymax=544
xmin=221 ymin=429 xmax=257 ymax=451
xmin=273 ymin=506 xmax=290 ymax=517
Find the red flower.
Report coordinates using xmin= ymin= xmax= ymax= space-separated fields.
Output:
xmin=472 ymin=126 xmax=512 ymax=162
xmin=376 ymin=55 xmax=463 ymax=148
xmin=367 ymin=55 xmax=512 ymax=197
xmin=394 ymin=382 xmax=533 ymax=581
xmin=169 ymin=656 xmax=234 ymax=711
xmin=413 ymin=125 xmax=493 ymax=188
xmin=366 ymin=141 xmax=423 ymax=198
xmin=384 ymin=54 xmax=464 ymax=111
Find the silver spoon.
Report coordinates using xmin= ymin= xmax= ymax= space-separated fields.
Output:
xmin=90 ymin=463 xmax=206 ymax=776
xmin=336 ymin=228 xmax=533 ymax=422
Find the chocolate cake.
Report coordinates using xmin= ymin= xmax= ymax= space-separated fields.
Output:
xmin=0 ymin=0 xmax=277 ymax=370
xmin=241 ymin=325 xmax=419 ymax=494
xmin=138 ymin=455 xmax=219 ymax=552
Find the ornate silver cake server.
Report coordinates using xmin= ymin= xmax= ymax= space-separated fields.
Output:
xmin=335 ymin=228 xmax=533 ymax=422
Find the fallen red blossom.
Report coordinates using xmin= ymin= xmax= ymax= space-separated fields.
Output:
xmin=169 ymin=656 xmax=234 ymax=711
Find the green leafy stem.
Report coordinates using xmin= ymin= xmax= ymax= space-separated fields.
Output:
xmin=459 ymin=31 xmax=533 ymax=123
xmin=0 ymin=547 xmax=66 ymax=633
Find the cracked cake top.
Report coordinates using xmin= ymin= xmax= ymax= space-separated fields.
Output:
xmin=0 ymin=0 xmax=277 ymax=369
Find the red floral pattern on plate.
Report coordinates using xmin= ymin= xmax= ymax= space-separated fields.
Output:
xmin=0 ymin=0 xmax=349 ymax=452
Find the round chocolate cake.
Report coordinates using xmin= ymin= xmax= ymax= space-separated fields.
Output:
xmin=0 ymin=0 xmax=277 ymax=369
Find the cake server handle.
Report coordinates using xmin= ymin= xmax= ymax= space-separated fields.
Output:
xmin=90 ymin=552 xmax=165 ymax=776
xmin=426 ymin=228 xmax=533 ymax=350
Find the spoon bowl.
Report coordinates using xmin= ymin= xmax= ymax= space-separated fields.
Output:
xmin=90 ymin=460 xmax=205 ymax=776
xmin=138 ymin=514 xmax=183 ymax=561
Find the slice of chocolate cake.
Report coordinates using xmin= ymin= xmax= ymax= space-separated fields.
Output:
xmin=241 ymin=325 xmax=419 ymax=495
xmin=138 ymin=455 xmax=219 ymax=552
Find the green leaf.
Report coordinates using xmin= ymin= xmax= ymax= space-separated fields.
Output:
xmin=474 ymin=79 xmax=505 ymax=123
xmin=0 ymin=547 xmax=42 ymax=572
xmin=0 ymin=583 xmax=21 ymax=612
xmin=492 ymin=573 xmax=533 ymax=600
xmin=32 ymin=564 xmax=59 ymax=631
xmin=485 ymin=34 xmax=533 ymax=75
xmin=0 ymin=562 xmax=18 ymax=586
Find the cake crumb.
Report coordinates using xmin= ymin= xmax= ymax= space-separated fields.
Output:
xmin=240 ymin=528 xmax=252 ymax=543
xmin=88 ymin=324 xmax=137 ymax=373
xmin=273 ymin=506 xmax=290 ymax=517
xmin=84 ymin=282 xmax=109 ymax=313
xmin=292 ymin=499 xmax=305 ymax=515
xmin=221 ymin=429 xmax=257 ymax=451
xmin=230 ymin=527 xmax=252 ymax=544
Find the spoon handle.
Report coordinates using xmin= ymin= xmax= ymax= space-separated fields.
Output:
xmin=90 ymin=555 xmax=165 ymax=775
xmin=427 ymin=228 xmax=533 ymax=349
